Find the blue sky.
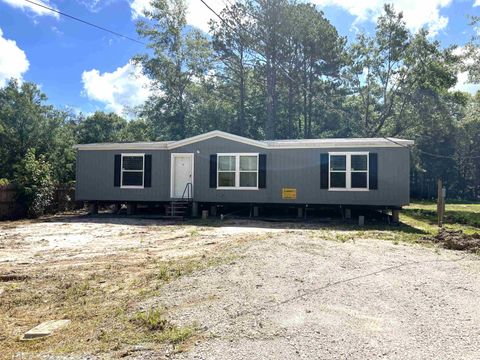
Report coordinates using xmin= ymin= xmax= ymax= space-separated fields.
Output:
xmin=0 ymin=0 xmax=479 ymax=116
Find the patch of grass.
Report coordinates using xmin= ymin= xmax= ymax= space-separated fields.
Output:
xmin=0 ymin=251 xmax=231 ymax=358
xmin=155 ymin=326 xmax=194 ymax=345
xmin=188 ymin=229 xmax=200 ymax=237
xmin=156 ymin=261 xmax=196 ymax=282
xmin=405 ymin=201 xmax=480 ymax=230
xmin=133 ymin=307 xmax=168 ymax=331
xmin=155 ymin=255 xmax=237 ymax=283
xmin=64 ymin=280 xmax=91 ymax=299
xmin=131 ymin=307 xmax=195 ymax=348
xmin=308 ymin=221 xmax=426 ymax=246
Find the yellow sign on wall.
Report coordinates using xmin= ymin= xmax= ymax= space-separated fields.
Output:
xmin=282 ymin=188 xmax=297 ymax=200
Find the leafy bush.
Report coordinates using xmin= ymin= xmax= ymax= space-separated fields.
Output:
xmin=0 ymin=178 xmax=10 ymax=186
xmin=13 ymin=148 xmax=54 ymax=218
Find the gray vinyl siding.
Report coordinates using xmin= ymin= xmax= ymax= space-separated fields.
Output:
xmin=75 ymin=136 xmax=410 ymax=206
xmin=76 ymin=150 xmax=170 ymax=202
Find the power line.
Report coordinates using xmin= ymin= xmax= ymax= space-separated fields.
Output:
xmin=23 ymin=0 xmax=146 ymax=45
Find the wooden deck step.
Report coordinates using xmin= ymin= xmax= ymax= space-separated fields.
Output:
xmin=164 ymin=201 xmax=191 ymax=218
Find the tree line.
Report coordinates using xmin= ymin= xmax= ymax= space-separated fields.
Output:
xmin=0 ymin=1 xmax=479 ymax=215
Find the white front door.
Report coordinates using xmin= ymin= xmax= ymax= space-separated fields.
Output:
xmin=171 ymin=154 xmax=194 ymax=198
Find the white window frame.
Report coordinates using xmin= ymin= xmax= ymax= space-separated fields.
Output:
xmin=329 ymin=152 xmax=369 ymax=191
xmin=217 ymin=153 xmax=259 ymax=190
xmin=120 ymin=153 xmax=145 ymax=189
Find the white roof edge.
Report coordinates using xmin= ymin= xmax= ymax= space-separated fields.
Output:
xmin=385 ymin=137 xmax=415 ymax=146
xmin=74 ymin=132 xmax=414 ymax=150
xmin=268 ymin=138 xmax=414 ymax=148
xmin=73 ymin=142 xmax=171 ymax=150
xmin=167 ymin=130 xmax=269 ymax=149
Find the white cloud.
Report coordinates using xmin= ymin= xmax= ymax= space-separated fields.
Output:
xmin=0 ymin=0 xmax=59 ymax=18
xmin=313 ymin=0 xmax=452 ymax=36
xmin=0 ymin=28 xmax=29 ymax=87
xmin=130 ymin=0 xmax=222 ymax=32
xmin=474 ymin=0 xmax=480 ymax=7
xmin=81 ymin=62 xmax=152 ymax=115
xmin=452 ymin=47 xmax=480 ymax=94
xmin=131 ymin=0 xmax=453 ymax=35
xmin=185 ymin=0 xmax=223 ymax=32
xmin=453 ymin=71 xmax=480 ymax=94
xmin=130 ymin=0 xmax=152 ymax=18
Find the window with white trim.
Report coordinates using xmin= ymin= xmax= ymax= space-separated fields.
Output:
xmin=329 ymin=152 xmax=368 ymax=190
xmin=121 ymin=154 xmax=144 ymax=188
xmin=217 ymin=154 xmax=258 ymax=189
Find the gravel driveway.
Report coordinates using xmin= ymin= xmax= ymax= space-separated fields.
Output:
xmin=2 ymin=217 xmax=479 ymax=359
xmin=155 ymin=232 xmax=480 ymax=360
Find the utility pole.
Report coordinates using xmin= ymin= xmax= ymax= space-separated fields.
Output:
xmin=437 ymin=179 xmax=445 ymax=227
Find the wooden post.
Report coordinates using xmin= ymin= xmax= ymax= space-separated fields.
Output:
xmin=437 ymin=179 xmax=444 ymax=227
xmin=392 ymin=209 xmax=400 ymax=224
xmin=442 ymin=186 xmax=446 ymax=222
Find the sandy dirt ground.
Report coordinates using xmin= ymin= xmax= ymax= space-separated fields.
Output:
xmin=1 ymin=214 xmax=479 ymax=359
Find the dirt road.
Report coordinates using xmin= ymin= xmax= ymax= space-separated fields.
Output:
xmin=1 ymin=215 xmax=479 ymax=359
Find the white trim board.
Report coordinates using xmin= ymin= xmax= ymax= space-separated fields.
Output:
xmin=168 ymin=131 xmax=268 ymax=149
xmin=74 ymin=130 xmax=414 ymax=150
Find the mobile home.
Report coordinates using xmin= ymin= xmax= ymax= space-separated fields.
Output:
xmin=74 ymin=130 xmax=413 ymax=216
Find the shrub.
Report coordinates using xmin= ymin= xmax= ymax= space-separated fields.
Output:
xmin=0 ymin=178 xmax=10 ymax=187
xmin=13 ymin=148 xmax=54 ymax=218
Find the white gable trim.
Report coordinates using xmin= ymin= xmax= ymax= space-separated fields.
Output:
xmin=167 ymin=130 xmax=269 ymax=149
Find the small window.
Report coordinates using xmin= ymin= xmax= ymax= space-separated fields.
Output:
xmin=218 ymin=155 xmax=236 ymax=187
xmin=121 ymin=154 xmax=144 ymax=188
xmin=330 ymin=155 xmax=346 ymax=188
xmin=329 ymin=153 xmax=369 ymax=190
xmin=217 ymin=154 xmax=258 ymax=189
xmin=351 ymin=154 xmax=368 ymax=188
xmin=239 ymin=155 xmax=258 ymax=187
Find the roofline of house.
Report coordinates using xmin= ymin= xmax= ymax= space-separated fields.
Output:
xmin=73 ymin=130 xmax=414 ymax=150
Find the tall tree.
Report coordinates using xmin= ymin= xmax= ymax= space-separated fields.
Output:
xmin=210 ymin=1 xmax=254 ymax=136
xmin=134 ymin=0 xmax=212 ymax=139
xmin=249 ymin=0 xmax=288 ymax=139
xmin=76 ymin=111 xmax=127 ymax=144
xmin=0 ymin=79 xmax=78 ymax=184
xmin=0 ymin=80 xmax=56 ymax=180
xmin=278 ymin=3 xmax=346 ymax=138
xmin=346 ymin=4 xmax=410 ymax=136
xmin=455 ymin=93 xmax=480 ymax=199
xmin=346 ymin=5 xmax=458 ymax=137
